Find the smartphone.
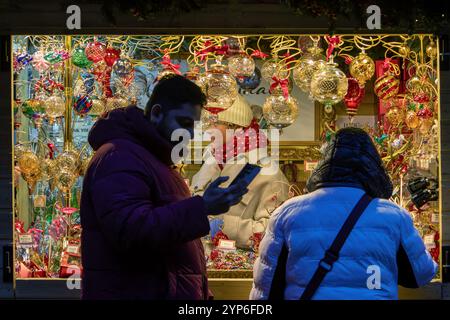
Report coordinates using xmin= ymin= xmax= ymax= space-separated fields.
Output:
xmin=227 ymin=163 xmax=261 ymax=189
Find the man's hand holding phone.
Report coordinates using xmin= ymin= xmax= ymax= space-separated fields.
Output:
xmin=202 ymin=176 xmax=249 ymax=215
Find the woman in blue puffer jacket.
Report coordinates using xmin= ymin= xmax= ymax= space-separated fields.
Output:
xmin=250 ymin=127 xmax=437 ymax=300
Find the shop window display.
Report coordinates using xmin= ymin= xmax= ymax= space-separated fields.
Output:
xmin=11 ymin=34 xmax=441 ymax=282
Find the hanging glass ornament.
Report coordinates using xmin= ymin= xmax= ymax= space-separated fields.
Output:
xmin=344 ymin=77 xmax=365 ymax=117
xmin=71 ymin=46 xmax=93 ymax=69
xmin=236 ymin=67 xmax=261 ymax=91
xmin=31 ymin=51 xmax=50 ymax=72
xmin=198 ymin=60 xmax=238 ymax=115
xmin=419 ymin=118 xmax=434 ymax=135
xmin=310 ymin=57 xmax=348 ymax=113
xmin=156 ymin=54 xmax=181 ymax=81
xmin=40 ymin=158 xmax=57 ymax=181
xmin=112 ymin=58 xmax=133 ymax=78
xmin=405 ymin=109 xmax=420 ymax=129
xmin=374 ymin=73 xmax=400 ymax=101
xmin=44 ymin=51 xmax=64 ymax=64
xmin=293 ymin=44 xmax=326 ymax=93
xmin=85 ymin=41 xmax=107 ymax=63
xmin=18 ymin=150 xmax=41 ymax=193
xmin=73 ymin=95 xmax=93 ymax=116
xmin=349 ymin=51 xmax=375 ymax=87
xmin=261 ymin=59 xmax=288 ymax=81
xmin=105 ymin=96 xmax=129 ymax=111
xmin=44 ymin=95 xmax=65 ymax=123
xmin=56 ymin=150 xmax=79 ymax=173
xmin=104 ymin=47 xmax=121 ymax=67
xmin=89 ymin=98 xmax=106 ymax=116
xmin=263 ymin=92 xmax=299 ymax=129
xmin=228 ymin=51 xmax=255 ymax=79
xmin=16 ymin=52 xmax=33 ymax=68
xmin=385 ymin=105 xmax=405 ymax=127
xmin=55 ymin=169 xmax=77 ymax=194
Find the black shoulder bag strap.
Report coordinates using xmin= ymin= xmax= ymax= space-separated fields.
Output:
xmin=300 ymin=193 xmax=373 ymax=300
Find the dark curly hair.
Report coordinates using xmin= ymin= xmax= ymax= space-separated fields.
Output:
xmin=144 ymin=75 xmax=206 ymax=117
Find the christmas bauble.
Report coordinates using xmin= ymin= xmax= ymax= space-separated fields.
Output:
xmin=385 ymin=106 xmax=405 ymax=127
xmin=374 ymin=74 xmax=400 ymax=100
xmin=44 ymin=95 xmax=65 ymax=122
xmin=344 ymin=77 xmax=365 ymax=117
xmin=199 ymin=63 xmax=238 ymax=114
xmin=73 ymin=95 xmax=93 ymax=115
xmin=40 ymin=158 xmax=57 ymax=181
xmin=104 ymin=47 xmax=121 ymax=67
xmin=293 ymin=46 xmax=326 ymax=93
xmin=236 ymin=67 xmax=261 ymax=90
xmin=18 ymin=151 xmax=40 ymax=176
xmin=349 ymin=52 xmax=375 ymax=86
xmin=263 ymin=93 xmax=299 ymax=129
xmin=44 ymin=51 xmax=63 ymax=64
xmin=261 ymin=60 xmax=288 ymax=81
xmin=406 ymin=76 xmax=423 ymax=94
xmin=31 ymin=51 xmax=50 ymax=72
xmin=228 ymin=52 xmax=255 ymax=78
xmin=71 ymin=46 xmax=92 ymax=69
xmin=21 ymin=99 xmax=45 ymax=119
xmin=310 ymin=60 xmax=348 ymax=108
xmin=85 ymin=41 xmax=106 ymax=63
xmin=16 ymin=53 xmax=33 ymax=67
xmin=89 ymin=98 xmax=105 ymax=116
xmin=405 ymin=110 xmax=420 ymax=129
xmin=105 ymin=96 xmax=129 ymax=111
xmin=56 ymin=150 xmax=79 ymax=172
xmin=55 ymin=169 xmax=76 ymax=193
xmin=419 ymin=118 xmax=434 ymax=134
xmin=112 ymin=58 xmax=133 ymax=77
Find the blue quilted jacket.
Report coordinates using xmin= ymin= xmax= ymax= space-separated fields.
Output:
xmin=250 ymin=128 xmax=437 ymax=300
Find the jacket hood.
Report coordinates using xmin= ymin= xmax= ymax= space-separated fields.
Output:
xmin=88 ymin=105 xmax=174 ymax=165
xmin=306 ymin=127 xmax=393 ymax=199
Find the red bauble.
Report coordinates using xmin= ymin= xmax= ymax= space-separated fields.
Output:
xmin=344 ymin=77 xmax=365 ymax=117
xmin=85 ymin=41 xmax=106 ymax=63
xmin=104 ymin=47 xmax=121 ymax=67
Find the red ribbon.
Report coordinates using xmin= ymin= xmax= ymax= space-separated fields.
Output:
xmin=195 ymin=41 xmax=229 ymax=61
xmin=15 ymin=221 xmax=25 ymax=233
xmin=270 ymin=76 xmax=289 ymax=99
xmin=251 ymin=50 xmax=268 ymax=59
xmin=325 ymin=35 xmax=341 ymax=61
xmin=161 ymin=55 xmax=181 ymax=75
xmin=382 ymin=58 xmax=392 ymax=71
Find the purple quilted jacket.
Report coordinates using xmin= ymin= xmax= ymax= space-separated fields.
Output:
xmin=80 ymin=106 xmax=210 ymax=300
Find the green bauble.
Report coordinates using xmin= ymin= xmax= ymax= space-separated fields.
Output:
xmin=71 ymin=47 xmax=93 ymax=69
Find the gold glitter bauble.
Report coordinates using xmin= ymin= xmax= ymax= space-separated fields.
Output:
xmin=385 ymin=106 xmax=405 ymax=127
xmin=228 ymin=52 xmax=255 ymax=78
xmin=261 ymin=60 xmax=288 ymax=81
xmin=199 ymin=63 xmax=238 ymax=114
xmin=310 ymin=61 xmax=348 ymax=107
xmin=55 ymin=170 xmax=77 ymax=193
xmin=293 ymin=47 xmax=326 ymax=93
xmin=263 ymin=93 xmax=299 ymax=129
xmin=349 ymin=52 xmax=375 ymax=86
xmin=44 ymin=95 xmax=65 ymax=121
xmin=56 ymin=151 xmax=79 ymax=172
xmin=40 ymin=158 xmax=57 ymax=181
xmin=105 ymin=97 xmax=129 ymax=111
xmin=89 ymin=98 xmax=105 ymax=116
xmin=405 ymin=110 xmax=420 ymax=129
xmin=18 ymin=151 xmax=40 ymax=176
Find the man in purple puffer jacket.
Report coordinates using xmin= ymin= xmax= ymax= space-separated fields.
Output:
xmin=80 ymin=75 xmax=248 ymax=300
